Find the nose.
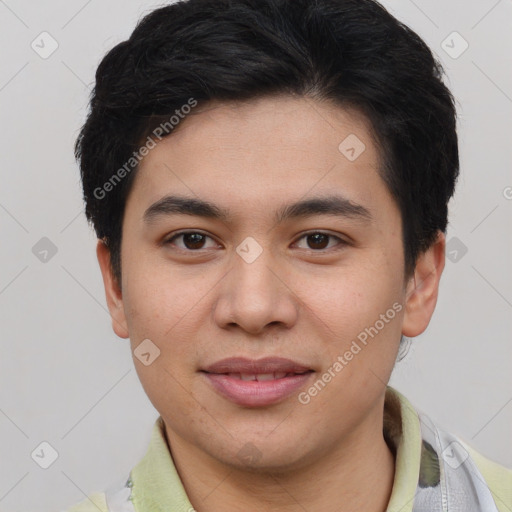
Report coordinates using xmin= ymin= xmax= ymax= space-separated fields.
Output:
xmin=212 ymin=241 xmax=299 ymax=335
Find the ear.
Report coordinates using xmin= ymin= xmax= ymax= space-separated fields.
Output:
xmin=96 ymin=240 xmax=129 ymax=339
xmin=402 ymin=231 xmax=445 ymax=338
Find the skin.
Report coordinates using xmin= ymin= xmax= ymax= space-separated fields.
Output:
xmin=98 ymin=95 xmax=445 ymax=512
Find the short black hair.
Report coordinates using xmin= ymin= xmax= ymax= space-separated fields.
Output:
xmin=75 ymin=0 xmax=459 ymax=285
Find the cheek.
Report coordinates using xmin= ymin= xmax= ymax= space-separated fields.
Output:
xmin=122 ymin=261 xmax=216 ymax=376
xmin=300 ymin=260 xmax=401 ymax=327
xmin=122 ymin=252 xmax=198 ymax=328
xmin=304 ymin=262 xmax=404 ymax=372
xmin=123 ymin=271 xmax=203 ymax=407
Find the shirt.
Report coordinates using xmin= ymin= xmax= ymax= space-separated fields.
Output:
xmin=65 ymin=386 xmax=512 ymax=511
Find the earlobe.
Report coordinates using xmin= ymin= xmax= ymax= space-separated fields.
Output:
xmin=96 ymin=240 xmax=129 ymax=339
xmin=402 ymin=231 xmax=446 ymax=338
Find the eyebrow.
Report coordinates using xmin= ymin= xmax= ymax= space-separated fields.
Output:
xmin=143 ymin=194 xmax=372 ymax=225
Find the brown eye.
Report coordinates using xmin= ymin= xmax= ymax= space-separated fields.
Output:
xmin=306 ymin=233 xmax=329 ymax=249
xmin=182 ymin=233 xmax=206 ymax=249
xmin=165 ymin=231 xmax=218 ymax=251
xmin=295 ymin=232 xmax=345 ymax=251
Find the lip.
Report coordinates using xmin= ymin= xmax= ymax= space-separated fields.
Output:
xmin=201 ymin=357 xmax=314 ymax=407
xmin=202 ymin=356 xmax=313 ymax=374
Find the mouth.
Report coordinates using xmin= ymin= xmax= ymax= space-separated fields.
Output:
xmin=210 ymin=371 xmax=312 ymax=381
xmin=201 ymin=356 xmax=314 ymax=375
xmin=201 ymin=357 xmax=315 ymax=407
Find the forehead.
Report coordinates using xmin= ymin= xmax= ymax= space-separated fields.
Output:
xmin=127 ymin=95 xmax=394 ymax=222
xmin=153 ymin=96 xmax=378 ymax=158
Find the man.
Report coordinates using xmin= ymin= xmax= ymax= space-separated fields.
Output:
xmin=67 ymin=0 xmax=511 ymax=510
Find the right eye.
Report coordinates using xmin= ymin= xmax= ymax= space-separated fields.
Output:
xmin=164 ymin=231 xmax=220 ymax=251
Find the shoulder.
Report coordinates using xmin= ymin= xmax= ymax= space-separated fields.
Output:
xmin=64 ymin=492 xmax=109 ymax=512
xmin=63 ymin=475 xmax=136 ymax=512
xmin=460 ymin=441 xmax=512 ymax=512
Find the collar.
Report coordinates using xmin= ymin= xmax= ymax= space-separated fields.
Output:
xmin=107 ymin=386 xmax=498 ymax=512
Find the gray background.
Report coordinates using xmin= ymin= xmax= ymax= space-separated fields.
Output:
xmin=0 ymin=0 xmax=511 ymax=510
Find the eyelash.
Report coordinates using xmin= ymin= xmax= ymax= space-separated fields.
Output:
xmin=163 ymin=230 xmax=348 ymax=252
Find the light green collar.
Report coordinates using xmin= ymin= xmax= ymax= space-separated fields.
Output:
xmin=130 ymin=416 xmax=194 ymax=511
xmin=130 ymin=386 xmax=420 ymax=512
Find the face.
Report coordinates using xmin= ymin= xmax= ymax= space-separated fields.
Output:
xmin=98 ymin=95 xmax=444 ymax=472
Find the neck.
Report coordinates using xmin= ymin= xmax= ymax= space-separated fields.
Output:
xmin=165 ymin=404 xmax=395 ymax=512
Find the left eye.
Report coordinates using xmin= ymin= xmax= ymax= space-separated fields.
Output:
xmin=294 ymin=232 xmax=344 ymax=251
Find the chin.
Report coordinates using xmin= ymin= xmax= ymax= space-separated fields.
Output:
xmin=207 ymin=437 xmax=315 ymax=475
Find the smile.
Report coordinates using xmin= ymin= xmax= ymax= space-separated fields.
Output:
xmin=201 ymin=357 xmax=315 ymax=407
